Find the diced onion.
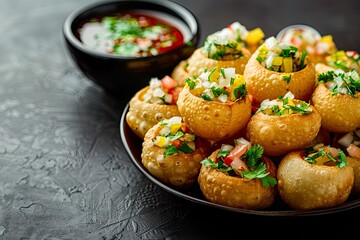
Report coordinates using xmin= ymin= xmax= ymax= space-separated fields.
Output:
xmin=337 ymin=132 xmax=354 ymax=147
xmin=221 ymin=144 xmax=234 ymax=152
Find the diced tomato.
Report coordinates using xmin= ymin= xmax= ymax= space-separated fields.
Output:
xmin=180 ymin=123 xmax=191 ymax=133
xmin=262 ymin=155 xmax=277 ymax=178
xmin=231 ymin=157 xmax=249 ymax=176
xmin=248 ymin=94 xmax=254 ymax=104
xmin=347 ymin=144 xmax=360 ymax=158
xmin=326 ymin=146 xmax=339 ymax=158
xmin=171 ymin=139 xmax=182 ymax=148
xmin=168 ymin=87 xmax=180 ymax=104
xmin=223 ymin=144 xmax=248 ymax=166
xmin=161 ymin=75 xmax=177 ymax=90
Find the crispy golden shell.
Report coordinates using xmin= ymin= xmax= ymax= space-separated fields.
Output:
xmin=177 ymin=86 xmax=252 ymax=141
xmin=141 ymin=123 xmax=211 ymax=189
xmin=171 ymin=47 xmax=251 ymax=85
xmin=171 ymin=60 xmax=189 ymax=86
xmin=347 ymin=157 xmax=360 ymax=195
xmin=277 ymin=151 xmax=354 ymax=210
xmin=243 ymin=48 xmax=316 ymax=104
xmin=246 ymin=106 xmax=321 ymax=156
xmin=198 ymin=150 xmax=277 ymax=210
xmin=126 ymin=86 xmax=181 ymax=139
xmin=315 ymin=63 xmax=335 ymax=75
xmin=311 ymin=83 xmax=360 ymax=133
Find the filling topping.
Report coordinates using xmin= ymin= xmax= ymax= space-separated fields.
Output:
xmin=203 ymin=22 xmax=264 ymax=60
xmin=152 ymin=116 xmax=197 ymax=158
xmin=142 ymin=76 xmax=180 ymax=105
xmin=257 ymin=92 xmax=312 ymax=115
xmin=326 ymin=50 xmax=360 ymax=72
xmin=185 ymin=67 xmax=247 ymax=102
xmin=256 ymin=36 xmax=308 ymax=73
xmin=304 ymin=143 xmax=348 ymax=167
xmin=317 ymin=69 xmax=360 ymax=98
xmin=338 ymin=128 xmax=360 ymax=159
xmin=201 ymin=138 xmax=277 ymax=187
xmin=278 ymin=27 xmax=336 ymax=56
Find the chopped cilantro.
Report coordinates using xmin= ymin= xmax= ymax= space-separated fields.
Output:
xmin=217 ymin=150 xmax=230 ymax=158
xmin=318 ymin=70 xmax=360 ymax=98
xmin=243 ymin=144 xmax=263 ymax=168
xmin=201 ymin=94 xmax=213 ymax=101
xmin=299 ymin=50 xmax=307 ymax=70
xmin=177 ymin=142 xmax=194 ymax=154
xmin=201 ymin=144 xmax=277 ymax=188
xmin=185 ymin=78 xmax=196 ymax=90
xmin=233 ymin=84 xmax=247 ymax=99
xmin=283 ymin=75 xmax=291 ymax=83
xmin=164 ymin=145 xmax=179 ymax=158
xmin=168 ymin=131 xmax=184 ymax=141
xmin=304 ymin=148 xmax=348 ymax=168
xmin=211 ymin=86 xmax=228 ymax=97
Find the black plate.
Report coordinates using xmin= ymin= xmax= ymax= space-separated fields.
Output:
xmin=120 ymin=103 xmax=360 ymax=216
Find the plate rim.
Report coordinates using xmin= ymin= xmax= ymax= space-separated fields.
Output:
xmin=120 ymin=103 xmax=360 ymax=217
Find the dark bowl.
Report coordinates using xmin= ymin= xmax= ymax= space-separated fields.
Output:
xmin=63 ymin=0 xmax=200 ymax=99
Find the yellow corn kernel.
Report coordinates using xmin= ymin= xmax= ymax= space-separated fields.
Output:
xmin=272 ymin=56 xmax=283 ymax=66
xmin=282 ymin=57 xmax=293 ymax=73
xmin=170 ymin=123 xmax=182 ymax=134
xmin=245 ymin=28 xmax=265 ymax=45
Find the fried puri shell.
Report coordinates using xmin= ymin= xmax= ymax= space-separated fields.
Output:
xmin=277 ymin=151 xmax=354 ymax=210
xmin=198 ymin=150 xmax=277 ymax=210
xmin=126 ymin=86 xmax=181 ymax=139
xmin=311 ymin=83 xmax=360 ymax=133
xmin=187 ymin=47 xmax=251 ymax=76
xmin=347 ymin=157 xmax=360 ymax=195
xmin=171 ymin=60 xmax=189 ymax=86
xmin=141 ymin=123 xmax=211 ymax=189
xmin=314 ymin=63 xmax=335 ymax=75
xmin=177 ymin=86 xmax=252 ymax=141
xmin=243 ymin=48 xmax=316 ymax=104
xmin=246 ymin=106 xmax=321 ymax=156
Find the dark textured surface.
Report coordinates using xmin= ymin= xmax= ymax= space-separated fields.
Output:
xmin=0 ymin=0 xmax=359 ymax=239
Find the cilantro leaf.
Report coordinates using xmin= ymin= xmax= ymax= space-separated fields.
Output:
xmin=164 ymin=145 xmax=179 ymax=158
xmin=177 ymin=142 xmax=195 ymax=154
xmin=233 ymin=84 xmax=247 ymax=99
xmin=211 ymin=86 xmax=228 ymax=97
xmin=243 ymin=144 xmax=263 ymax=168
xmin=185 ymin=78 xmax=196 ymax=90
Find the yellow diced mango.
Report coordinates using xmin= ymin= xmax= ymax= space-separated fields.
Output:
xmin=245 ymin=28 xmax=265 ymax=45
xmin=190 ymin=86 xmax=205 ymax=97
xmin=282 ymin=57 xmax=293 ymax=73
xmin=208 ymin=68 xmax=220 ymax=82
xmin=262 ymin=108 xmax=273 ymax=115
xmin=287 ymin=99 xmax=295 ymax=106
xmin=170 ymin=123 xmax=182 ymax=134
xmin=233 ymin=74 xmax=245 ymax=85
xmin=272 ymin=56 xmax=283 ymax=66
xmin=235 ymin=42 xmax=243 ymax=51
xmin=320 ymin=35 xmax=333 ymax=43
xmin=154 ymin=136 xmax=168 ymax=147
